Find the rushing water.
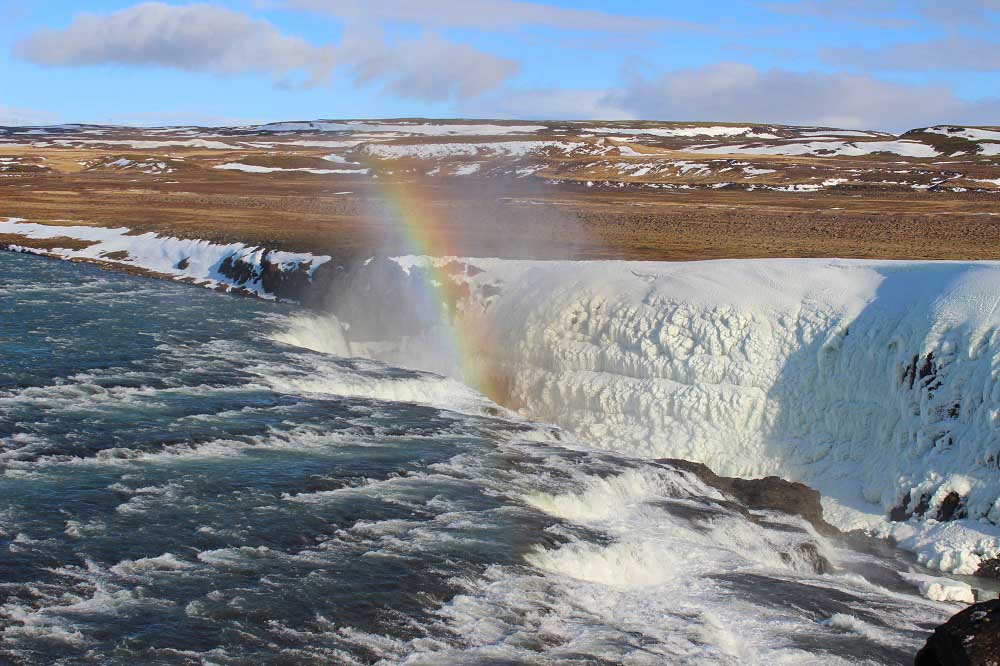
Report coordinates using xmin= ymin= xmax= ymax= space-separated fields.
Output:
xmin=0 ymin=252 xmax=957 ymax=665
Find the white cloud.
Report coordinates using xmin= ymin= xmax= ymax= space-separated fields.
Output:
xmin=15 ymin=2 xmax=336 ymax=87
xmin=598 ymin=62 xmax=1000 ymax=131
xmin=13 ymin=2 xmax=518 ymax=101
xmin=278 ymin=0 xmax=696 ymax=32
xmin=823 ymin=37 xmax=1000 ymax=72
xmin=766 ymin=0 xmax=1000 ymax=27
xmin=341 ymin=30 xmax=519 ymax=101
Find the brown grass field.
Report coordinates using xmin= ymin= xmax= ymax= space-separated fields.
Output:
xmin=1 ymin=120 xmax=999 ymax=263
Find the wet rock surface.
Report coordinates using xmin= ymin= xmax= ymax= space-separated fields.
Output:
xmin=658 ymin=458 xmax=838 ymax=536
xmin=916 ymin=599 xmax=1000 ymax=666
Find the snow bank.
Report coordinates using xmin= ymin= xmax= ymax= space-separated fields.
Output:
xmin=361 ymin=141 xmax=586 ymax=160
xmin=900 ymin=573 xmax=975 ymax=603
xmin=295 ymin=256 xmax=1000 ymax=576
xmin=692 ymin=140 xmax=939 ymax=158
xmin=214 ymin=162 xmax=369 ymax=175
xmin=0 ymin=218 xmax=330 ymax=299
xmin=256 ymin=121 xmax=546 ymax=136
xmin=586 ymin=125 xmax=779 ymax=139
xmin=53 ymin=138 xmax=236 ymax=150
xmin=925 ymin=126 xmax=1000 ymax=143
xmin=800 ymin=130 xmax=888 ymax=138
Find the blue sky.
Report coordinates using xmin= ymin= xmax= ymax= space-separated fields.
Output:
xmin=2 ymin=0 xmax=998 ymax=130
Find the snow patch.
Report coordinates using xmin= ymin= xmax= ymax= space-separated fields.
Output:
xmin=692 ymin=140 xmax=939 ymax=158
xmin=361 ymin=141 xmax=586 ymax=160
xmin=214 ymin=162 xmax=369 ymax=175
xmin=900 ymin=572 xmax=975 ymax=603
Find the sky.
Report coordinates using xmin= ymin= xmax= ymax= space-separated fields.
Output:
xmin=1 ymin=0 xmax=999 ymax=130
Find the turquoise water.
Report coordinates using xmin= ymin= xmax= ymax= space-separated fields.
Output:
xmin=0 ymin=253 xmax=949 ymax=665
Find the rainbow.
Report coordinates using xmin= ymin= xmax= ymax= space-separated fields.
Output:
xmin=367 ymin=174 xmax=503 ymax=403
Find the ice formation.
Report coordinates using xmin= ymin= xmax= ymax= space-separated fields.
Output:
xmin=279 ymin=256 xmax=1000 ymax=576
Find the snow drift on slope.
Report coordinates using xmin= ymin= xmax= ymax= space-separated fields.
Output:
xmin=277 ymin=256 xmax=1000 ymax=575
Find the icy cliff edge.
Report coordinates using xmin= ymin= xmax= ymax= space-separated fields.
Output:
xmin=286 ymin=256 xmax=1000 ymax=575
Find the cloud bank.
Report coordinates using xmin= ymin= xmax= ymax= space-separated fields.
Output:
xmin=823 ymin=37 xmax=1000 ymax=72
xmin=14 ymin=2 xmax=517 ymax=100
xmin=341 ymin=30 xmax=518 ymax=101
xmin=10 ymin=1 xmax=1000 ymax=128
xmin=469 ymin=64 xmax=1000 ymax=131
xmin=279 ymin=0 xmax=695 ymax=32
xmin=15 ymin=2 xmax=336 ymax=87
xmin=602 ymin=63 xmax=1000 ymax=130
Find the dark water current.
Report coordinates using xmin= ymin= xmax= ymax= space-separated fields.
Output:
xmin=0 ymin=252 xmax=953 ymax=665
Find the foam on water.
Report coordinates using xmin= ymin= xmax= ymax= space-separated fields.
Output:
xmin=0 ymin=252 xmax=972 ymax=664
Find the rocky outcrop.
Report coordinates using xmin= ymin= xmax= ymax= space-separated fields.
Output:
xmin=216 ymin=251 xmax=338 ymax=304
xmin=657 ymin=458 xmax=837 ymax=536
xmin=915 ymin=600 xmax=1000 ymax=665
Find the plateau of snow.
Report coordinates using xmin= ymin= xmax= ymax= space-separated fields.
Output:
xmin=278 ymin=256 xmax=1000 ymax=577
xmin=692 ymin=140 xmax=939 ymax=158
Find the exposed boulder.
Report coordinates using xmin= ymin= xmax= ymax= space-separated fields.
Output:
xmin=976 ymin=559 xmax=1000 ymax=579
xmin=657 ymin=458 xmax=838 ymax=536
xmin=915 ymin=599 xmax=1000 ymax=666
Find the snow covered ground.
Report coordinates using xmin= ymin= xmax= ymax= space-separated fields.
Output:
xmin=214 ymin=162 xmax=370 ymax=175
xmin=925 ymin=126 xmax=1000 ymax=143
xmin=586 ymin=125 xmax=780 ymax=139
xmin=691 ymin=140 xmax=940 ymax=158
xmin=254 ymin=121 xmax=548 ymax=135
xmin=52 ymin=138 xmax=237 ymax=150
xmin=361 ymin=140 xmax=587 ymax=159
xmin=277 ymin=255 xmax=1000 ymax=578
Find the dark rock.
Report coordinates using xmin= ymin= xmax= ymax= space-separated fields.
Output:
xmin=918 ymin=352 xmax=936 ymax=383
xmin=258 ymin=256 xmax=313 ymax=301
xmin=890 ymin=501 xmax=911 ymax=522
xmin=975 ymin=558 xmax=1000 ymax=580
xmin=915 ymin=600 xmax=1000 ymax=666
xmin=213 ymin=250 xmax=338 ymax=303
xmin=656 ymin=458 xmax=838 ymax=536
xmin=779 ymin=542 xmax=832 ymax=574
xmin=217 ymin=254 xmax=256 ymax=286
xmin=915 ymin=493 xmax=933 ymax=518
xmin=937 ymin=492 xmax=965 ymax=522
xmin=891 ymin=490 xmax=967 ymax=524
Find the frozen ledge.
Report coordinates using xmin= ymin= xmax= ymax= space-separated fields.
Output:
xmin=0 ymin=218 xmax=332 ymax=301
xmin=281 ymin=254 xmax=1000 ymax=578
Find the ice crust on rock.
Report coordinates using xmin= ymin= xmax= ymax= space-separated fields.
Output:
xmin=0 ymin=218 xmax=330 ymax=299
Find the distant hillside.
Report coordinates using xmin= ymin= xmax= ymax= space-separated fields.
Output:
xmin=1 ymin=119 xmax=998 ymax=194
